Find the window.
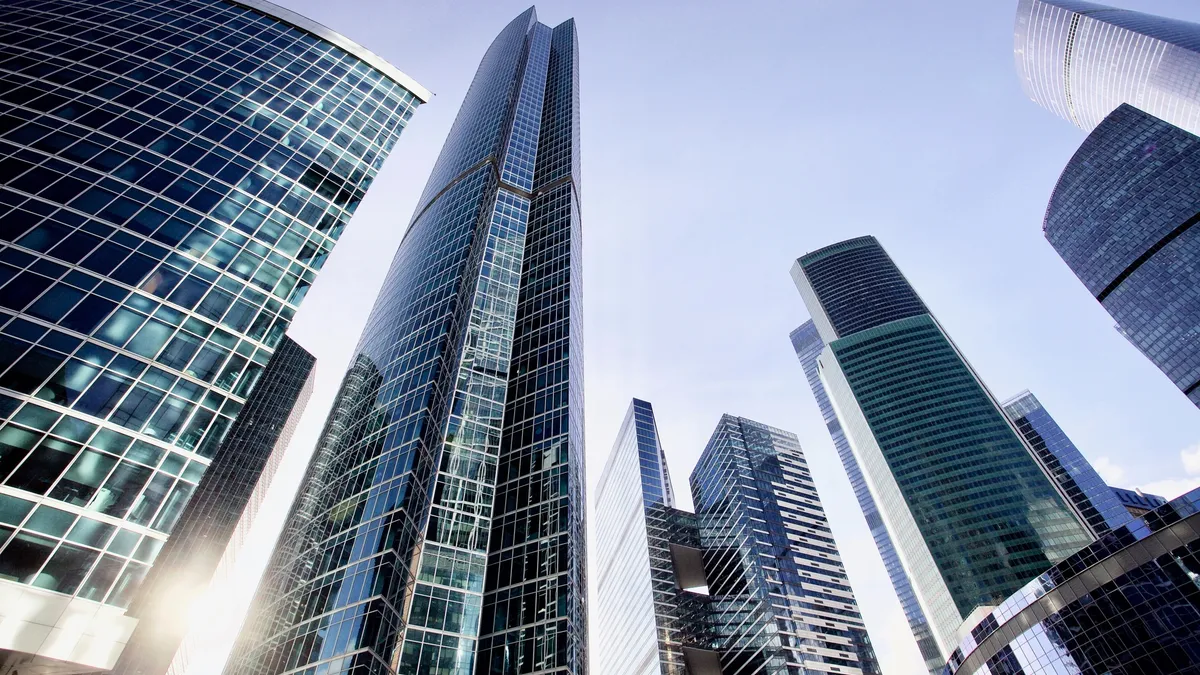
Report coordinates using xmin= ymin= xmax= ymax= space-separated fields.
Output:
xmin=51 ymin=450 xmax=118 ymax=506
xmin=0 ymin=532 xmax=55 ymax=583
xmin=35 ymin=543 xmax=98 ymax=594
xmin=6 ymin=436 xmax=81 ymax=494
xmin=91 ymin=460 xmax=152 ymax=517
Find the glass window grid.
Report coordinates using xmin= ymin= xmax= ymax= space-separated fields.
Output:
xmin=0 ymin=0 xmax=423 ymax=613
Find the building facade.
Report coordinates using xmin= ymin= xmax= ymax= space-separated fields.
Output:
xmin=224 ymin=8 xmax=586 ymax=675
xmin=1112 ymin=486 xmax=1168 ymax=517
xmin=790 ymin=321 xmax=943 ymax=674
xmin=791 ymin=236 xmax=1093 ymax=658
xmin=1001 ymin=390 xmax=1132 ymax=536
xmin=691 ymin=414 xmax=880 ymax=675
xmin=593 ymin=399 xmax=714 ymax=675
xmin=113 ymin=334 xmax=315 ymax=675
xmin=944 ymin=487 xmax=1200 ymax=675
xmin=1014 ymin=0 xmax=1200 ymax=135
xmin=1043 ymin=103 xmax=1200 ymax=409
xmin=0 ymin=0 xmax=426 ymax=670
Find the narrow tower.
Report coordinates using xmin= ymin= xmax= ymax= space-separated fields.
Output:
xmin=224 ymin=9 xmax=586 ymax=675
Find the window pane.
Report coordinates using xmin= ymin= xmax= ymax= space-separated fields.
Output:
xmin=38 ymin=359 xmax=101 ymax=406
xmin=34 ymin=543 xmax=98 ymax=594
xmin=110 ymin=384 xmax=164 ymax=432
xmin=106 ymin=560 xmax=147 ymax=608
xmin=125 ymin=319 xmax=173 ymax=359
xmin=0 ymin=493 xmax=35 ymax=526
xmin=72 ymin=371 xmax=133 ymax=418
xmin=90 ymin=461 xmax=152 ymax=517
xmin=50 ymin=450 xmax=118 ymax=506
xmin=6 ymin=437 xmax=81 ymax=495
xmin=78 ymin=553 xmax=124 ymax=602
xmin=0 ymin=426 xmax=40 ymax=483
xmin=66 ymin=517 xmax=115 ymax=548
xmin=95 ymin=308 xmax=147 ymax=347
xmin=0 ymin=347 xmax=66 ymax=395
xmin=25 ymin=505 xmax=75 ymax=537
xmin=0 ymin=532 xmax=56 ymax=583
xmin=26 ymin=284 xmax=85 ymax=323
xmin=144 ymin=396 xmax=193 ymax=443
xmin=128 ymin=473 xmax=174 ymax=527
xmin=152 ymin=480 xmax=195 ymax=533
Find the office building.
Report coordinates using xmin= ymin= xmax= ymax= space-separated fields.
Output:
xmin=595 ymin=401 xmax=880 ymax=675
xmin=1043 ymin=103 xmax=1200 ymax=408
xmin=944 ymin=488 xmax=1200 ymax=675
xmin=0 ymin=0 xmax=427 ymax=670
xmin=593 ymin=399 xmax=714 ymax=675
xmin=1014 ymin=0 xmax=1200 ymax=135
xmin=791 ymin=236 xmax=1092 ymax=657
xmin=1001 ymin=390 xmax=1132 ymax=535
xmin=113 ymin=335 xmax=315 ymax=675
xmin=1112 ymin=486 xmax=1168 ymax=518
xmin=791 ymin=321 xmax=944 ymax=674
xmin=225 ymin=8 xmax=586 ymax=675
xmin=693 ymin=414 xmax=880 ymax=675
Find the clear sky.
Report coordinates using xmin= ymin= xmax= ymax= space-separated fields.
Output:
xmin=205 ymin=1 xmax=1200 ymax=674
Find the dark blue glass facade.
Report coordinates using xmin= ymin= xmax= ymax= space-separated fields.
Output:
xmin=225 ymin=9 xmax=585 ymax=675
xmin=790 ymin=321 xmax=943 ymax=674
xmin=1113 ymin=485 xmax=1168 ymax=517
xmin=1001 ymin=390 xmax=1132 ymax=536
xmin=0 ymin=0 xmax=421 ymax=668
xmin=1045 ymin=103 xmax=1200 ymax=408
xmin=945 ymin=488 xmax=1200 ymax=675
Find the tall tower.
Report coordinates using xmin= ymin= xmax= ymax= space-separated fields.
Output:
xmin=790 ymin=322 xmax=943 ymax=674
xmin=791 ymin=236 xmax=1092 ymax=658
xmin=1043 ymin=104 xmax=1200 ymax=410
xmin=225 ymin=9 xmax=586 ymax=675
xmin=1001 ymin=390 xmax=1132 ymax=535
xmin=0 ymin=0 xmax=426 ymax=671
xmin=1014 ymin=0 xmax=1200 ymax=135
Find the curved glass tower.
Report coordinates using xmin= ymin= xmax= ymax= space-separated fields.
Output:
xmin=0 ymin=0 xmax=426 ymax=670
xmin=1014 ymin=0 xmax=1200 ymax=135
xmin=226 ymin=8 xmax=586 ymax=675
xmin=1044 ymin=104 xmax=1200 ymax=409
xmin=791 ymin=236 xmax=1093 ymax=658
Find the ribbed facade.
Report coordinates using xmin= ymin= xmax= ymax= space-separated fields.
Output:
xmin=1044 ymin=103 xmax=1200 ymax=408
xmin=792 ymin=237 xmax=1093 ymax=657
xmin=1014 ymin=0 xmax=1200 ymax=135
xmin=691 ymin=415 xmax=880 ymax=675
xmin=945 ymin=488 xmax=1200 ymax=675
xmin=790 ymin=321 xmax=943 ymax=674
xmin=1001 ymin=390 xmax=1131 ymax=536
xmin=0 ymin=0 xmax=422 ymax=669
xmin=224 ymin=9 xmax=585 ymax=675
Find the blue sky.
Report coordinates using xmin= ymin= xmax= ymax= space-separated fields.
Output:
xmin=222 ymin=1 xmax=1200 ymax=673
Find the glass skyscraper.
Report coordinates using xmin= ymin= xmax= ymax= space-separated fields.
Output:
xmin=1014 ymin=0 xmax=1200 ymax=135
xmin=1112 ymin=486 xmax=1167 ymax=517
xmin=1043 ymin=103 xmax=1200 ymax=409
xmin=114 ymin=334 xmax=316 ymax=675
xmin=1001 ymin=390 xmax=1132 ymax=536
xmin=791 ymin=236 xmax=1092 ymax=658
xmin=945 ymin=488 xmax=1200 ymax=675
xmin=0 ymin=0 xmax=426 ymax=671
xmin=790 ymin=321 xmax=943 ymax=674
xmin=593 ymin=399 xmax=712 ymax=675
xmin=595 ymin=399 xmax=880 ymax=675
xmin=225 ymin=8 xmax=586 ymax=675
xmin=691 ymin=414 xmax=880 ymax=675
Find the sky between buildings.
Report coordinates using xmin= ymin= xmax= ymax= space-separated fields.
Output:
xmin=206 ymin=2 xmax=1200 ymax=674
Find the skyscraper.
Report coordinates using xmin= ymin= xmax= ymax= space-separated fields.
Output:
xmin=594 ymin=400 xmax=880 ymax=675
xmin=790 ymin=321 xmax=943 ymax=674
xmin=791 ymin=236 xmax=1092 ymax=658
xmin=593 ymin=399 xmax=712 ymax=675
xmin=691 ymin=414 xmax=880 ymax=675
xmin=1014 ymin=0 xmax=1200 ymax=135
xmin=224 ymin=8 xmax=585 ymax=675
xmin=0 ymin=0 xmax=427 ymax=670
xmin=112 ymin=335 xmax=315 ymax=675
xmin=1042 ymin=103 xmax=1200 ymax=409
xmin=1001 ymin=391 xmax=1132 ymax=536
xmin=1112 ymin=486 xmax=1168 ymax=517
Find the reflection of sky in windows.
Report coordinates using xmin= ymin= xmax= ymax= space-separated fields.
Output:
xmin=0 ymin=0 xmax=420 ymax=611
